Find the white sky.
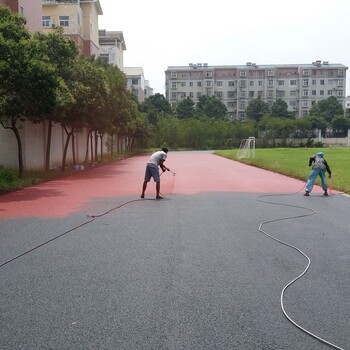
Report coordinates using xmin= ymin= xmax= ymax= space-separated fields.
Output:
xmin=98 ymin=0 xmax=350 ymax=97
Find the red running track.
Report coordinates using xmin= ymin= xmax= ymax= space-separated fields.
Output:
xmin=0 ymin=151 xmax=330 ymax=218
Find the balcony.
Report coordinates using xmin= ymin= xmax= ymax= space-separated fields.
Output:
xmin=43 ymin=0 xmax=78 ymax=4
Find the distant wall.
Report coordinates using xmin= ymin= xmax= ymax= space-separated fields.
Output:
xmin=0 ymin=121 xmax=97 ymax=170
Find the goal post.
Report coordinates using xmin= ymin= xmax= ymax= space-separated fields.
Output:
xmin=237 ymin=137 xmax=255 ymax=159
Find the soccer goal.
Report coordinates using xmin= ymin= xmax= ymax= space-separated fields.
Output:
xmin=237 ymin=137 xmax=255 ymax=159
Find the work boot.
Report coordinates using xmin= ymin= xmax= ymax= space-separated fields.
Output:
xmin=323 ymin=191 xmax=328 ymax=196
xmin=303 ymin=192 xmax=309 ymax=196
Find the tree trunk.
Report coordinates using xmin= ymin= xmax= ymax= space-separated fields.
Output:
xmin=90 ymin=131 xmax=94 ymax=162
xmin=12 ymin=123 xmax=24 ymax=178
xmin=62 ymin=126 xmax=73 ymax=173
xmin=110 ymin=134 xmax=114 ymax=155
xmin=100 ymin=133 xmax=104 ymax=161
xmin=94 ymin=130 xmax=98 ymax=162
xmin=84 ymin=129 xmax=90 ymax=163
xmin=72 ymin=132 xmax=76 ymax=164
xmin=45 ymin=120 xmax=53 ymax=172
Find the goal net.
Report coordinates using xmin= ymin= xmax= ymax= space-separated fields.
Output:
xmin=237 ymin=137 xmax=255 ymax=159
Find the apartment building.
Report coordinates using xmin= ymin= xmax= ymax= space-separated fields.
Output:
xmin=123 ymin=67 xmax=147 ymax=102
xmin=0 ymin=0 xmax=42 ymax=31
xmin=42 ymin=0 xmax=102 ymax=57
xmin=98 ymin=30 xmax=126 ymax=69
xmin=165 ymin=61 xmax=348 ymax=120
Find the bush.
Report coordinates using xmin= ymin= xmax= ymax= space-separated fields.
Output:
xmin=0 ymin=168 xmax=17 ymax=183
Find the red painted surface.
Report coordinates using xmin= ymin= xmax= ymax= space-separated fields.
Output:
xmin=0 ymin=152 xmax=334 ymax=218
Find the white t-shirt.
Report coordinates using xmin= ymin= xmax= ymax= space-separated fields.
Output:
xmin=147 ymin=151 xmax=167 ymax=166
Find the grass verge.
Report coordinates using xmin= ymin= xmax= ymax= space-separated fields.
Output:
xmin=214 ymin=148 xmax=350 ymax=195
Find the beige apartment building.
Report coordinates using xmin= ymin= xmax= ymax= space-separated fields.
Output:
xmin=42 ymin=0 xmax=102 ymax=57
xmin=165 ymin=61 xmax=348 ymax=120
xmin=0 ymin=0 xmax=42 ymax=31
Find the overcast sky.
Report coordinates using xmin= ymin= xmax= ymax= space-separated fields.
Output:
xmin=98 ymin=0 xmax=350 ymax=97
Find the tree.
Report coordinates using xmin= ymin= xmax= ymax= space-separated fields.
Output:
xmin=176 ymin=97 xmax=195 ymax=119
xmin=270 ymin=98 xmax=293 ymax=119
xmin=195 ymin=95 xmax=227 ymax=119
xmin=331 ymin=115 xmax=350 ymax=137
xmin=0 ymin=7 xmax=59 ymax=177
xmin=140 ymin=93 xmax=172 ymax=114
xmin=246 ymin=97 xmax=269 ymax=121
xmin=309 ymin=96 xmax=344 ymax=123
xmin=32 ymin=29 xmax=79 ymax=171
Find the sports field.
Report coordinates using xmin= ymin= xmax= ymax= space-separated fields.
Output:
xmin=215 ymin=148 xmax=350 ymax=195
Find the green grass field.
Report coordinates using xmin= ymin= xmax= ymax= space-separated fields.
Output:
xmin=215 ymin=148 xmax=350 ymax=195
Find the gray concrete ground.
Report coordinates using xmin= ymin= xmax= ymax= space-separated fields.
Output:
xmin=0 ymin=154 xmax=349 ymax=350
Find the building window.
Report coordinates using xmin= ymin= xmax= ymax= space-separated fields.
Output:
xmin=171 ymin=82 xmax=177 ymax=89
xmin=99 ymin=53 xmax=109 ymax=63
xmin=258 ymin=81 xmax=263 ymax=86
xmin=42 ymin=16 xmax=51 ymax=27
xmin=171 ymin=72 xmax=177 ymax=78
xmin=206 ymin=71 xmax=212 ymax=78
xmin=249 ymin=91 xmax=255 ymax=98
xmin=320 ymin=79 xmax=325 ymax=85
xmin=132 ymin=78 xmax=138 ymax=85
xmin=171 ymin=92 xmax=176 ymax=99
xmin=327 ymin=90 xmax=333 ymax=96
xmin=268 ymin=90 xmax=274 ymax=97
xmin=228 ymin=91 xmax=236 ymax=98
xmin=250 ymin=81 xmax=254 ymax=86
xmin=206 ymin=81 xmax=212 ymax=87
xmin=302 ymin=69 xmax=309 ymax=76
xmin=312 ymin=90 xmax=316 ymax=96
xmin=302 ymin=79 xmax=309 ymax=86
xmin=278 ymin=80 xmax=285 ymax=86
xmin=240 ymin=101 xmax=246 ymax=109
xmin=228 ymin=81 xmax=235 ymax=86
xmin=320 ymin=90 xmax=324 ymax=95
xmin=181 ymin=82 xmax=186 ymax=87
xmin=258 ymin=91 xmax=263 ymax=98
xmin=197 ymin=81 xmax=202 ymax=87
xmin=277 ymin=91 xmax=285 ymax=98
xmin=216 ymin=92 xmax=223 ymax=99
xmin=240 ymin=70 xmax=246 ymax=77
xmin=189 ymin=82 xmax=193 ymax=87
xmin=197 ymin=92 xmax=202 ymax=98
xmin=337 ymin=90 xmax=344 ymax=97
xmin=189 ymin=92 xmax=194 ymax=98
xmin=312 ymin=79 xmax=316 ymax=85
xmin=268 ymin=79 xmax=274 ymax=87
xmin=216 ymin=81 xmax=223 ymax=87
xmin=268 ymin=69 xmax=274 ymax=76
xmin=302 ymin=90 xmax=309 ymax=97
xmin=290 ymin=90 xmax=297 ymax=96
xmin=290 ymin=80 xmax=297 ymax=86
xmin=59 ymin=16 xmax=69 ymax=27
xmin=338 ymin=70 xmax=344 ymax=76
xmin=338 ymin=79 xmax=344 ymax=86
xmin=302 ymin=101 xmax=309 ymax=108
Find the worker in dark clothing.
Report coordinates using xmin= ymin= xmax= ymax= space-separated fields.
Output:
xmin=304 ymin=151 xmax=332 ymax=196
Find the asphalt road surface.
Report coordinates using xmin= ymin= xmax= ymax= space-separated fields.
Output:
xmin=0 ymin=151 xmax=349 ymax=350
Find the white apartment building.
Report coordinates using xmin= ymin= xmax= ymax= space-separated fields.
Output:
xmin=165 ymin=61 xmax=348 ymax=120
xmin=123 ymin=67 xmax=154 ymax=102
xmin=99 ymin=30 xmax=126 ymax=69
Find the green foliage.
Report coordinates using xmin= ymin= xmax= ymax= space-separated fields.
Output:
xmin=176 ymin=97 xmax=195 ymax=119
xmin=195 ymin=95 xmax=227 ymax=119
xmin=309 ymin=96 xmax=344 ymax=123
xmin=246 ymin=97 xmax=269 ymax=121
xmin=270 ymin=98 xmax=293 ymax=118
